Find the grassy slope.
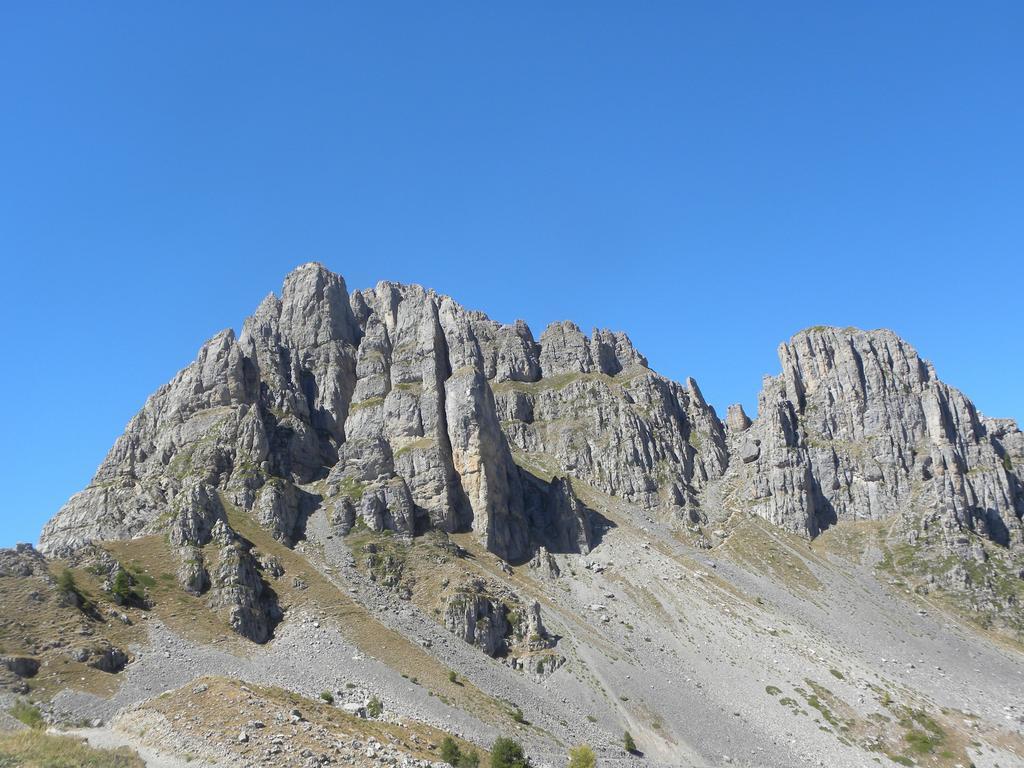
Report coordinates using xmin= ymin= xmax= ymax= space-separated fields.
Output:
xmin=0 ymin=729 xmax=144 ymax=768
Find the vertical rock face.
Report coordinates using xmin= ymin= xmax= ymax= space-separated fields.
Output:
xmin=495 ymin=345 xmax=727 ymax=520
xmin=730 ymin=327 xmax=1024 ymax=548
xmin=445 ymin=368 xmax=530 ymax=560
xmin=206 ymin=521 xmax=281 ymax=643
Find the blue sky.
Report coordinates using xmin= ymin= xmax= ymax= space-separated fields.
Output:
xmin=1 ymin=3 xmax=1022 ymax=546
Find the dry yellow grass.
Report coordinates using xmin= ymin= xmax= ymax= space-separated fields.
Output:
xmin=0 ymin=729 xmax=144 ymax=767
xmin=811 ymin=520 xmax=886 ymax=563
xmin=718 ymin=516 xmax=824 ymax=594
xmin=103 ymin=534 xmax=252 ymax=652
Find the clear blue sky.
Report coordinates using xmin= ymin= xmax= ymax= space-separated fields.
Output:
xmin=2 ymin=3 xmax=1022 ymax=546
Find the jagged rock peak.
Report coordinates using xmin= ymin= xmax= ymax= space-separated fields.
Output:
xmin=778 ymin=326 xmax=933 ymax=412
xmin=278 ymin=262 xmax=361 ymax=347
xmin=728 ymin=324 xmax=1024 ymax=549
xmin=538 ymin=321 xmax=648 ymax=378
xmin=725 ymin=404 xmax=751 ymax=433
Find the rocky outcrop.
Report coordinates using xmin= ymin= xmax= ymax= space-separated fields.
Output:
xmin=441 ymin=579 xmax=553 ymax=658
xmin=206 ymin=522 xmax=281 ymax=643
xmin=496 ymin=365 xmax=727 ymax=520
xmin=0 ymin=655 xmax=40 ymax=678
xmin=0 ymin=544 xmax=51 ymax=579
xmin=68 ymin=641 xmax=130 ymax=673
xmin=443 ymin=586 xmax=511 ymax=657
xmin=729 ymin=327 xmax=1024 ymax=548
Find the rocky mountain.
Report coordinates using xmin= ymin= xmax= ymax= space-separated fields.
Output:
xmin=4 ymin=263 xmax=1023 ymax=768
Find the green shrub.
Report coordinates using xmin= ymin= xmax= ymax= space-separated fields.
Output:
xmin=367 ymin=695 xmax=383 ymax=718
xmin=448 ymin=670 xmax=458 ymax=684
xmin=440 ymin=736 xmax=461 ymax=766
xmin=490 ymin=737 xmax=529 ymax=768
xmin=109 ymin=568 xmax=141 ymax=605
xmin=623 ymin=731 xmax=637 ymax=753
xmin=458 ymin=750 xmax=480 ymax=768
xmin=568 ymin=745 xmax=595 ymax=768
xmin=56 ymin=568 xmax=76 ymax=593
xmin=319 ymin=691 xmax=334 ymax=704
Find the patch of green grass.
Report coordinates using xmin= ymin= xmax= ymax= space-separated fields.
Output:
xmin=898 ymin=708 xmax=946 ymax=755
xmin=803 ymin=683 xmax=844 ymax=728
xmin=394 ymin=437 xmax=435 ymax=459
xmin=765 ymin=685 xmax=782 ymax=696
xmin=9 ymin=701 xmax=44 ymax=729
xmin=338 ymin=476 xmax=368 ymax=502
xmin=829 ymin=668 xmax=845 ymax=680
xmin=348 ymin=397 xmax=384 ymax=413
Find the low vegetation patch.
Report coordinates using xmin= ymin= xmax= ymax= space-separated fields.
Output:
xmin=9 ymin=700 xmax=44 ymax=729
xmin=0 ymin=729 xmax=144 ymax=768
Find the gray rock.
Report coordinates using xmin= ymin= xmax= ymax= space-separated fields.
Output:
xmin=728 ymin=327 xmax=1024 ymax=547
xmin=725 ymin=404 xmax=752 ymax=432
xmin=0 ymin=655 xmax=40 ymax=678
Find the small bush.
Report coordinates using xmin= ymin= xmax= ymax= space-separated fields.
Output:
xmin=623 ymin=731 xmax=637 ymax=754
xmin=319 ymin=691 xmax=334 ymax=704
xmin=109 ymin=568 xmax=143 ymax=606
xmin=568 ymin=745 xmax=595 ymax=768
xmin=490 ymin=737 xmax=529 ymax=768
xmin=829 ymin=668 xmax=845 ymax=680
xmin=440 ymin=736 xmax=461 ymax=766
xmin=458 ymin=750 xmax=480 ymax=768
xmin=509 ymin=707 xmax=527 ymax=724
xmin=56 ymin=568 xmax=77 ymax=594
xmin=448 ymin=670 xmax=459 ymax=684
xmin=366 ymin=695 xmax=383 ymax=718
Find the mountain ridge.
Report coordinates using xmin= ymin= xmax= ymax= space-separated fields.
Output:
xmin=40 ymin=263 xmax=1024 ymax=560
xmin=4 ymin=262 xmax=1023 ymax=768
